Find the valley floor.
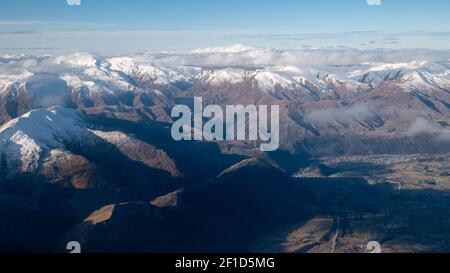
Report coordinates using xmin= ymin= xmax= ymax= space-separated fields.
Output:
xmin=268 ymin=154 xmax=450 ymax=253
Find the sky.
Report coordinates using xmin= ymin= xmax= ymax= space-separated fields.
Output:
xmin=1 ymin=0 xmax=450 ymax=54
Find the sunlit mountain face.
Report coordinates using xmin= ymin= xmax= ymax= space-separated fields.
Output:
xmin=0 ymin=0 xmax=450 ymax=254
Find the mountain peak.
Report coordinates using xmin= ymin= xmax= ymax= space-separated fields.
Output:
xmin=218 ymin=158 xmax=281 ymax=178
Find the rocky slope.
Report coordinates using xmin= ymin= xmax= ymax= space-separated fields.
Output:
xmin=62 ymin=159 xmax=317 ymax=252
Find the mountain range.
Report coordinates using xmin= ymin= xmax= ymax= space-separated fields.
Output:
xmin=0 ymin=45 xmax=449 ymax=252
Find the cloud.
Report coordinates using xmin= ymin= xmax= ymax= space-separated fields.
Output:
xmin=304 ymin=104 xmax=377 ymax=124
xmin=1 ymin=45 xmax=450 ymax=80
xmin=406 ymin=117 xmax=450 ymax=141
xmin=0 ymin=31 xmax=41 ymax=36
xmin=145 ymin=45 xmax=450 ymax=69
xmin=3 ymin=44 xmax=450 ymax=72
xmin=0 ymin=47 xmax=58 ymax=51
xmin=3 ymin=29 xmax=450 ymax=55
xmin=67 ymin=0 xmax=81 ymax=6
xmin=367 ymin=0 xmax=382 ymax=6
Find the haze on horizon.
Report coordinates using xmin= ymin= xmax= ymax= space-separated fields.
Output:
xmin=0 ymin=0 xmax=450 ymax=54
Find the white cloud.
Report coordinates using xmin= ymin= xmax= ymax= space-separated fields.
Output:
xmin=367 ymin=0 xmax=382 ymax=6
xmin=67 ymin=0 xmax=81 ymax=6
xmin=143 ymin=45 xmax=450 ymax=69
xmin=1 ymin=45 xmax=449 ymax=76
xmin=407 ymin=117 xmax=450 ymax=141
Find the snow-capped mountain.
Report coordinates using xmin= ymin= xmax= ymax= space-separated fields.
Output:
xmin=0 ymin=106 xmax=182 ymax=195
xmin=0 ymin=46 xmax=449 ymax=156
xmin=0 ymin=107 xmax=85 ymax=173
xmin=1 ymin=49 xmax=449 ymax=102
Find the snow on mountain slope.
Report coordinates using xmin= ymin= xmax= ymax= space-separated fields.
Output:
xmin=104 ymin=57 xmax=450 ymax=94
xmin=106 ymin=57 xmax=199 ymax=85
xmin=367 ymin=61 xmax=427 ymax=72
xmin=400 ymin=65 xmax=450 ymax=91
xmin=254 ymin=69 xmax=298 ymax=92
xmin=61 ymin=74 xmax=96 ymax=91
xmin=0 ymin=80 xmax=12 ymax=95
xmin=0 ymin=106 xmax=85 ymax=173
xmin=348 ymin=61 xmax=450 ymax=91
xmin=0 ymin=106 xmax=182 ymax=178
xmin=0 ymin=106 xmax=84 ymax=146
xmin=198 ymin=68 xmax=252 ymax=86
xmin=0 ymin=67 xmax=33 ymax=95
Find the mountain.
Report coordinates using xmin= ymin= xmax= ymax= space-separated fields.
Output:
xmin=62 ymin=159 xmax=317 ymax=252
xmin=1 ymin=52 xmax=449 ymax=157
xmin=0 ymin=106 xmax=181 ymax=190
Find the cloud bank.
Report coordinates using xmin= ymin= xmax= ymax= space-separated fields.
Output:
xmin=1 ymin=45 xmax=450 ymax=72
xmin=367 ymin=0 xmax=382 ymax=6
xmin=144 ymin=45 xmax=450 ymax=69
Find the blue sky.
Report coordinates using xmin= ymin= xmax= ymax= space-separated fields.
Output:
xmin=1 ymin=0 xmax=450 ymax=54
